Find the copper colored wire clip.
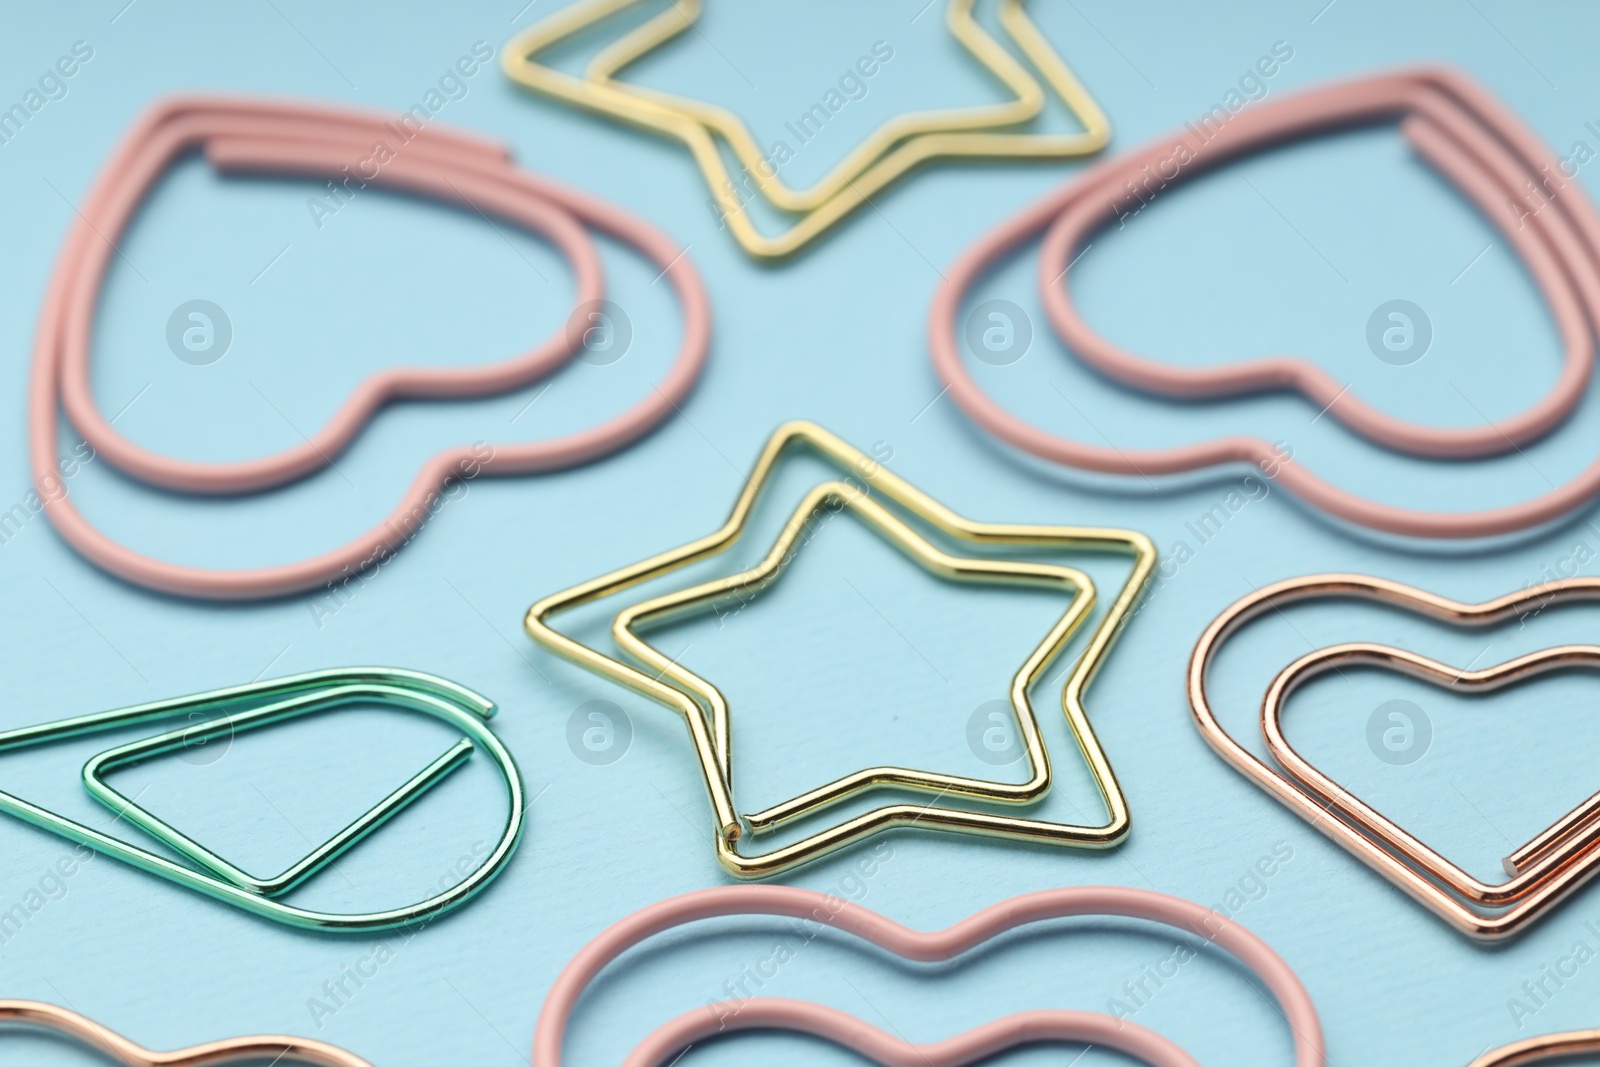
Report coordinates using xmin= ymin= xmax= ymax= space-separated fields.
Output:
xmin=0 ymin=999 xmax=373 ymax=1066
xmin=1189 ymin=573 xmax=1600 ymax=941
xmin=1472 ymin=1027 xmax=1600 ymax=1067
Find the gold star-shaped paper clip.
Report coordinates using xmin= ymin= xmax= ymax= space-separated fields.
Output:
xmin=524 ymin=422 xmax=1155 ymax=877
xmin=500 ymin=0 xmax=1111 ymax=260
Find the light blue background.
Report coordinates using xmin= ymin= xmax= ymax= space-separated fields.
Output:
xmin=1 ymin=1 xmax=1598 ymax=1063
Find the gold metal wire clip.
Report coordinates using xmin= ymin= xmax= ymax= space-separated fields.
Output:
xmin=501 ymin=0 xmax=1110 ymax=259
xmin=526 ymin=421 xmax=1153 ymax=877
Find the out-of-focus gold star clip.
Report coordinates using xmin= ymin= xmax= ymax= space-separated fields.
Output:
xmin=501 ymin=0 xmax=1111 ymax=260
xmin=525 ymin=422 xmax=1154 ymax=877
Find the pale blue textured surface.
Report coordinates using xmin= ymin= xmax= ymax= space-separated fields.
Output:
xmin=1 ymin=1 xmax=1599 ymax=1064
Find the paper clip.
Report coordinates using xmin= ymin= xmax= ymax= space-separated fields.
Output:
xmin=532 ymin=884 xmax=1325 ymax=1066
xmin=0 ymin=1000 xmax=373 ymax=1066
xmin=1189 ymin=573 xmax=1600 ymax=941
xmin=526 ymin=421 xmax=1154 ymax=877
xmin=31 ymin=96 xmax=709 ymax=601
xmin=501 ymin=0 xmax=1110 ymax=260
xmin=579 ymin=0 xmax=1110 ymax=208
xmin=1473 ymin=1028 xmax=1600 ymax=1066
xmin=615 ymin=480 xmax=1099 ymax=822
xmin=929 ymin=67 xmax=1600 ymax=538
xmin=0 ymin=667 xmax=524 ymax=932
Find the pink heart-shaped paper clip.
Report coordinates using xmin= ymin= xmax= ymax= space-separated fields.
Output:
xmin=32 ymin=96 xmax=710 ymax=599
xmin=930 ymin=67 xmax=1600 ymax=539
xmin=534 ymin=884 xmax=1324 ymax=1066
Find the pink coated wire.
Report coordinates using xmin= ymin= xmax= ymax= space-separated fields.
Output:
xmin=929 ymin=67 xmax=1600 ymax=539
xmin=533 ymin=884 xmax=1325 ymax=1067
xmin=624 ymin=1001 xmax=1201 ymax=1067
xmin=31 ymin=96 xmax=710 ymax=599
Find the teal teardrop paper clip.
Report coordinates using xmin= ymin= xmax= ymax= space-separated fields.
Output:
xmin=0 ymin=667 xmax=525 ymax=932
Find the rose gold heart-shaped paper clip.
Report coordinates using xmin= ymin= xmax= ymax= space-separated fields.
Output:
xmin=0 ymin=1000 xmax=372 ymax=1066
xmin=1190 ymin=573 xmax=1600 ymax=940
xmin=1265 ymin=642 xmax=1600 ymax=909
xmin=1472 ymin=1027 xmax=1600 ymax=1066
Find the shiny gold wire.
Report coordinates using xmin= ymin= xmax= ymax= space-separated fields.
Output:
xmin=613 ymin=479 xmax=1097 ymax=827
xmin=584 ymin=0 xmax=1066 ymax=212
xmin=525 ymin=421 xmax=1155 ymax=878
xmin=500 ymin=0 xmax=1110 ymax=259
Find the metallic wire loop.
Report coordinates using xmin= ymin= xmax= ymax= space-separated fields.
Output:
xmin=1264 ymin=642 xmax=1600 ymax=908
xmin=0 ymin=667 xmax=525 ymax=932
xmin=526 ymin=421 xmax=1154 ymax=878
xmin=613 ymin=479 xmax=1099 ymax=826
xmin=581 ymin=0 xmax=1067 ymax=213
xmin=1471 ymin=1028 xmax=1600 ymax=1067
xmin=0 ymin=1000 xmax=375 ymax=1066
xmin=1188 ymin=572 xmax=1600 ymax=941
xmin=501 ymin=0 xmax=1110 ymax=260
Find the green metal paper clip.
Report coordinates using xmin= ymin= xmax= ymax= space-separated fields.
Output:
xmin=0 ymin=667 xmax=525 ymax=932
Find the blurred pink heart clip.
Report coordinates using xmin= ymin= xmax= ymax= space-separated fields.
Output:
xmin=534 ymin=884 xmax=1325 ymax=1066
xmin=930 ymin=67 xmax=1600 ymax=539
xmin=31 ymin=96 xmax=710 ymax=600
